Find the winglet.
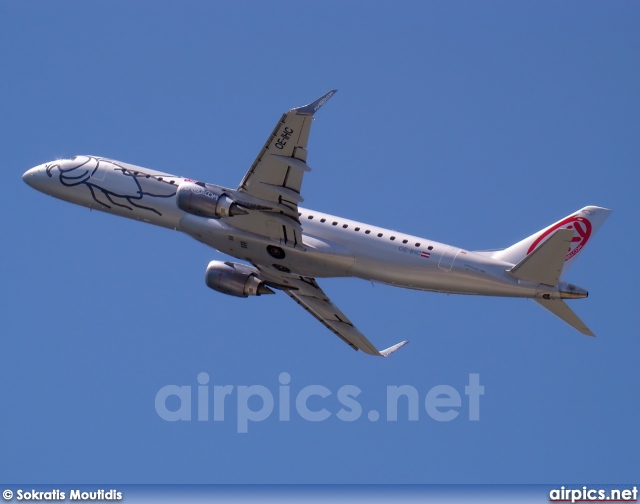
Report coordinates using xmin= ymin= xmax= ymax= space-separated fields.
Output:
xmin=294 ymin=89 xmax=337 ymax=116
xmin=379 ymin=340 xmax=409 ymax=357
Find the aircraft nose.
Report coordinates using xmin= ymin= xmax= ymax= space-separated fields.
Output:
xmin=23 ymin=166 xmax=39 ymax=185
xmin=22 ymin=164 xmax=48 ymax=191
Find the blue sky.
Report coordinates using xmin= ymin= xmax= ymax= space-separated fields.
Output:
xmin=1 ymin=1 xmax=638 ymax=484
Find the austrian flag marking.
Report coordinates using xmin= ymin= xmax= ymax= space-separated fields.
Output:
xmin=421 ymin=251 xmax=430 ymax=258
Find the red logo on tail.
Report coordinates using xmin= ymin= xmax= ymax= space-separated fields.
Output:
xmin=527 ymin=215 xmax=592 ymax=261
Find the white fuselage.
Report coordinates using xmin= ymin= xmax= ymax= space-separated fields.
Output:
xmin=22 ymin=156 xmax=565 ymax=301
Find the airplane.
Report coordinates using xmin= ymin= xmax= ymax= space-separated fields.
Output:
xmin=22 ymin=90 xmax=611 ymax=357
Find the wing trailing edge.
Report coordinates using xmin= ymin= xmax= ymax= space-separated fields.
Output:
xmin=256 ymin=266 xmax=407 ymax=357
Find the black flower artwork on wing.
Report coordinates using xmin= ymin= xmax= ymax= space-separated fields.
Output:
xmin=45 ymin=156 xmax=177 ymax=216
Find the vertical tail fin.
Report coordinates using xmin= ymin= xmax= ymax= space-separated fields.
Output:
xmin=492 ymin=206 xmax=611 ymax=276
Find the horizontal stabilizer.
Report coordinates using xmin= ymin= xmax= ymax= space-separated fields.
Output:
xmin=536 ymin=299 xmax=595 ymax=337
xmin=508 ymin=229 xmax=574 ymax=286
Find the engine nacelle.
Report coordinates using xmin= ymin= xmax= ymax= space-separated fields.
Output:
xmin=205 ymin=261 xmax=275 ymax=298
xmin=176 ymin=182 xmax=247 ymax=218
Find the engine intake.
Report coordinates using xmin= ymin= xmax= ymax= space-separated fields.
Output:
xmin=177 ymin=182 xmax=248 ymax=218
xmin=205 ymin=261 xmax=274 ymax=298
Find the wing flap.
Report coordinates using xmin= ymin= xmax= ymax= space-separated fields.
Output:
xmin=296 ymin=294 xmax=340 ymax=320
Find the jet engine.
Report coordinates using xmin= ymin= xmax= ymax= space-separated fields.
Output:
xmin=176 ymin=182 xmax=248 ymax=218
xmin=204 ymin=261 xmax=275 ymax=298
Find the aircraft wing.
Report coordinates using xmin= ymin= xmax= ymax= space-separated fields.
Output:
xmin=255 ymin=266 xmax=408 ymax=357
xmin=232 ymin=90 xmax=337 ymax=248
